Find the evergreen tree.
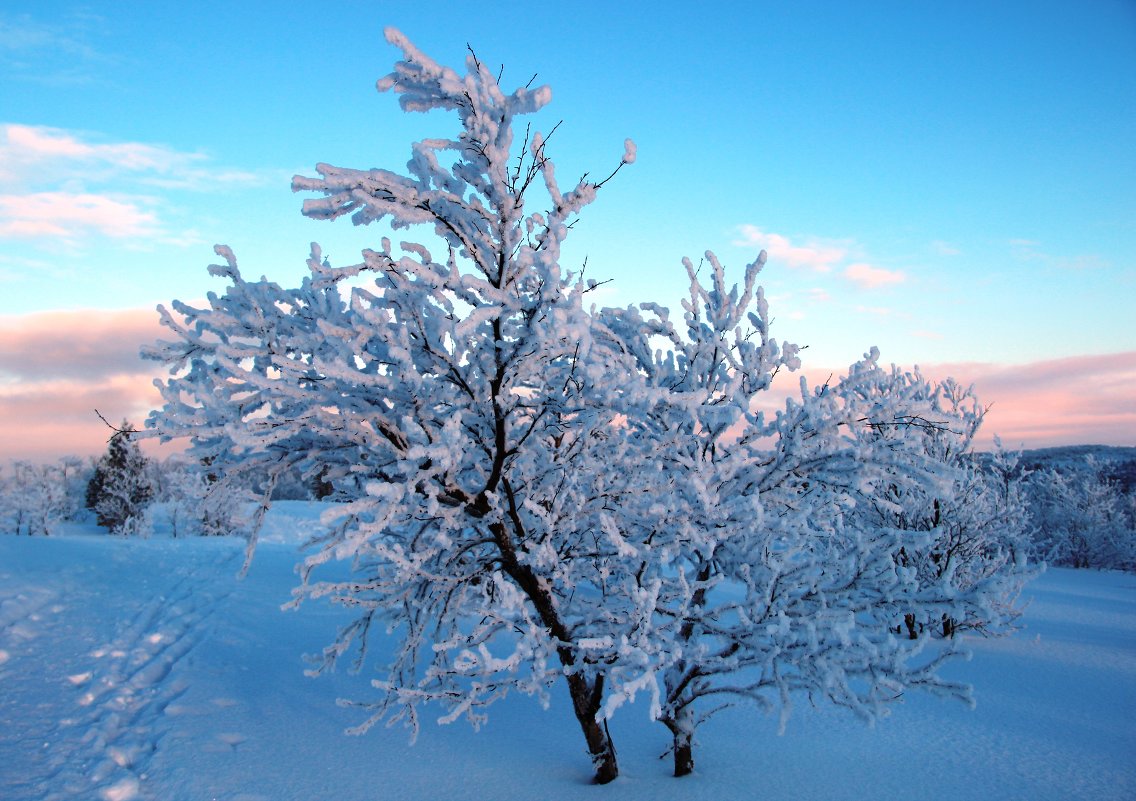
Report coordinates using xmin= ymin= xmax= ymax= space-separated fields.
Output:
xmin=86 ymin=423 xmax=153 ymax=534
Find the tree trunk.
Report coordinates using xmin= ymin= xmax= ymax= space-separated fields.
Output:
xmin=663 ymin=703 xmax=695 ymax=777
xmin=566 ymin=673 xmax=618 ymax=783
xmin=488 ymin=518 xmax=619 ymax=783
xmin=673 ymin=732 xmax=694 ymax=777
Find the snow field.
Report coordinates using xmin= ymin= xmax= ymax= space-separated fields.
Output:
xmin=1 ymin=506 xmax=1133 ymax=801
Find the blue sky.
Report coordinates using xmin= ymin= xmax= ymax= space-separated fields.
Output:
xmin=0 ymin=1 xmax=1133 ymax=459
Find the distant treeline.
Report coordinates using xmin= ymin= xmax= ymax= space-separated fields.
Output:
xmin=3 ymin=441 xmax=1134 ymax=572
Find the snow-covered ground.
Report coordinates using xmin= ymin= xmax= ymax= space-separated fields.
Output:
xmin=2 ymin=503 xmax=1133 ymax=801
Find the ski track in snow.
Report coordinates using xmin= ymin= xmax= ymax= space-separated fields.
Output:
xmin=0 ymin=540 xmax=241 ymax=801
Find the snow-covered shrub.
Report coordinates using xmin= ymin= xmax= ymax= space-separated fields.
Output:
xmin=54 ymin=455 xmax=94 ymax=522
xmin=852 ymin=383 xmax=1036 ymax=639
xmin=268 ymin=464 xmax=314 ymax=501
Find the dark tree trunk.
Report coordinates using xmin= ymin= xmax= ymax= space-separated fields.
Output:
xmin=567 ymin=673 xmax=618 ymax=783
xmin=673 ymin=734 xmax=694 ymax=777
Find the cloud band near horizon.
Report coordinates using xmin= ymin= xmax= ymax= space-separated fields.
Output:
xmin=0 ymin=308 xmax=1132 ymax=464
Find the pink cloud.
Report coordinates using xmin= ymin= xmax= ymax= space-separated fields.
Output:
xmin=0 ymin=125 xmax=264 ymax=250
xmin=5 ymin=124 xmax=93 ymax=158
xmin=752 ymin=352 xmax=1136 ymax=452
xmin=916 ymin=351 xmax=1136 ymax=449
xmin=0 ymin=374 xmax=184 ymax=463
xmin=735 ymin=226 xmax=907 ymax=291
xmin=0 ymin=308 xmax=163 ymax=379
xmin=734 ymin=225 xmax=845 ymax=273
xmin=0 ymin=308 xmax=173 ymax=462
xmin=0 ymin=377 xmax=169 ymax=462
xmin=0 ymin=192 xmax=159 ymax=240
xmin=4 ymin=305 xmax=1131 ymax=463
xmin=843 ymin=262 xmax=906 ymax=289
xmin=1 ymin=124 xmax=264 ymax=190
xmin=1 ymin=124 xmax=208 ymax=184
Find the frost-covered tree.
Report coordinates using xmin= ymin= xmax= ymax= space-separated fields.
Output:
xmin=144 ymin=28 xmax=1033 ymax=782
xmin=146 ymin=28 xmax=646 ymax=783
xmin=1030 ymin=459 xmax=1135 ymax=571
xmin=156 ymin=457 xmax=252 ymax=538
xmin=600 ymin=260 xmax=1033 ymax=776
xmin=61 ymin=455 xmax=94 ymax=521
xmin=0 ymin=456 xmax=93 ymax=535
xmin=848 ymin=380 xmax=1035 ymax=640
xmin=0 ymin=461 xmax=67 ymax=535
xmin=86 ymin=425 xmax=153 ymax=535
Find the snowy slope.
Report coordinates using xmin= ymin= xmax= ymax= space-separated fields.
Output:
xmin=2 ymin=504 xmax=1133 ymax=801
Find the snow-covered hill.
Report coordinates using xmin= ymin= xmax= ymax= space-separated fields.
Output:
xmin=2 ymin=504 xmax=1134 ymax=801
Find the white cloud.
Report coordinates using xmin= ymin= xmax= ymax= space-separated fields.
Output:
xmin=1007 ymin=237 xmax=1109 ymax=272
xmin=5 ymin=123 xmax=198 ymax=180
xmin=0 ymin=11 xmax=111 ymax=86
xmin=855 ymin=304 xmax=895 ymax=317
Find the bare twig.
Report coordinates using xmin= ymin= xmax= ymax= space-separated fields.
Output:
xmin=94 ymin=409 xmax=136 ymax=440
